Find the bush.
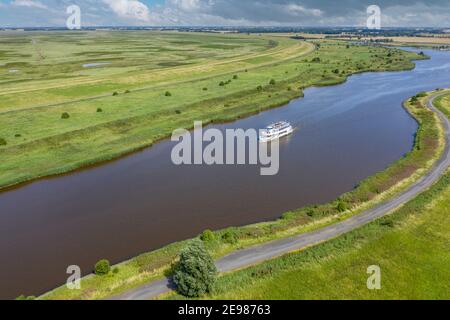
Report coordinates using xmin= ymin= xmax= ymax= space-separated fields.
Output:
xmin=112 ymin=92 xmax=119 ymax=96
xmin=219 ymin=81 xmax=225 ymax=86
xmin=124 ymin=90 xmax=131 ymax=94
xmin=97 ymin=108 xmax=103 ymax=113
xmin=15 ymin=134 xmax=21 ymax=138
xmin=173 ymin=240 xmax=217 ymax=297
xmin=16 ymin=295 xmax=36 ymax=300
xmin=0 ymin=138 xmax=6 ymax=146
xmin=337 ymin=200 xmax=348 ymax=213
xmin=94 ymin=259 xmax=111 ymax=276
xmin=202 ymin=87 xmax=208 ymax=91
xmin=200 ymin=230 xmax=215 ymax=242
xmin=416 ymin=92 xmax=427 ymax=98
xmin=222 ymin=230 xmax=238 ymax=244
xmin=233 ymin=75 xmax=238 ymax=80
xmin=269 ymin=79 xmax=276 ymax=85
xmin=112 ymin=267 xmax=120 ymax=274
xmin=256 ymin=85 xmax=263 ymax=91
xmin=61 ymin=112 xmax=70 ymax=119
xmin=175 ymin=110 xmax=182 ymax=114
xmin=165 ymin=91 xmax=172 ymax=97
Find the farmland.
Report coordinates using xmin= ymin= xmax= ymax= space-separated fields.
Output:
xmin=0 ymin=31 xmax=422 ymax=189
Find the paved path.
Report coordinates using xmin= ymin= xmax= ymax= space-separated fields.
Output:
xmin=113 ymin=93 xmax=450 ymax=300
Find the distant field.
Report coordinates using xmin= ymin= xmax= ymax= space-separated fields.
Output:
xmin=0 ymin=31 xmax=422 ymax=189
xmin=390 ymin=36 xmax=450 ymax=45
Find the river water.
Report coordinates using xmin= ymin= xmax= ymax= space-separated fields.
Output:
xmin=1 ymin=48 xmax=450 ymax=299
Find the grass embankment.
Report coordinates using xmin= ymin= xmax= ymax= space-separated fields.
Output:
xmin=41 ymin=89 xmax=445 ymax=300
xmin=168 ymin=91 xmax=450 ymax=300
xmin=0 ymin=32 xmax=422 ymax=189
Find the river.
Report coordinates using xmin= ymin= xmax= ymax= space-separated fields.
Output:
xmin=1 ymin=48 xmax=449 ymax=299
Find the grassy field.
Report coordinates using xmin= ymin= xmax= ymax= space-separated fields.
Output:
xmin=0 ymin=31 xmax=423 ymax=189
xmin=168 ymin=92 xmax=450 ymax=300
xmin=40 ymin=87 xmax=446 ymax=300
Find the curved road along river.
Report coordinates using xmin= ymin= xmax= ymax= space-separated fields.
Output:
xmin=113 ymin=92 xmax=450 ymax=300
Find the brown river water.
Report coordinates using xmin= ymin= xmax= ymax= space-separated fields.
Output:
xmin=1 ymin=48 xmax=450 ymax=299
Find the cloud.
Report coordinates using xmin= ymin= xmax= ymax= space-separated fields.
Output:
xmin=102 ymin=0 xmax=150 ymax=21
xmin=11 ymin=0 xmax=48 ymax=10
xmin=0 ymin=0 xmax=449 ymax=27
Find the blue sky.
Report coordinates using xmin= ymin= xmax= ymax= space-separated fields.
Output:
xmin=0 ymin=0 xmax=449 ymax=28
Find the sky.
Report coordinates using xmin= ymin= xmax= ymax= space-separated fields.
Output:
xmin=0 ymin=0 xmax=449 ymax=28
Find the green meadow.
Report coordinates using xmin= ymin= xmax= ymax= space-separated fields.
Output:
xmin=0 ymin=31 xmax=422 ymax=189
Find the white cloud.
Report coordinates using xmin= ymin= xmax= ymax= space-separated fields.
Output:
xmin=102 ymin=0 xmax=150 ymax=21
xmin=285 ymin=4 xmax=323 ymax=17
xmin=11 ymin=0 xmax=48 ymax=10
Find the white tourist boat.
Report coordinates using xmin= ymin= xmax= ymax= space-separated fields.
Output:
xmin=259 ymin=121 xmax=294 ymax=142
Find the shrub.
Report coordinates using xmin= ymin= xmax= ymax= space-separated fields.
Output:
xmin=0 ymin=138 xmax=6 ymax=146
xmin=112 ymin=267 xmax=120 ymax=274
xmin=222 ymin=230 xmax=238 ymax=244
xmin=202 ymin=87 xmax=208 ymax=91
xmin=16 ymin=295 xmax=36 ymax=300
xmin=173 ymin=240 xmax=217 ymax=297
xmin=233 ymin=75 xmax=238 ymax=80
xmin=175 ymin=110 xmax=182 ymax=114
xmin=112 ymin=92 xmax=119 ymax=96
xmin=337 ymin=200 xmax=348 ymax=213
xmin=97 ymin=108 xmax=103 ymax=113
xmin=416 ymin=92 xmax=427 ymax=98
xmin=269 ymin=79 xmax=276 ymax=85
xmin=311 ymin=57 xmax=321 ymax=63
xmin=61 ymin=112 xmax=70 ymax=119
xmin=256 ymin=85 xmax=263 ymax=91
xmin=124 ymin=90 xmax=131 ymax=94
xmin=380 ymin=219 xmax=395 ymax=228
xmin=165 ymin=91 xmax=172 ymax=97
xmin=219 ymin=81 xmax=225 ymax=86
xmin=94 ymin=259 xmax=111 ymax=276
xmin=200 ymin=230 xmax=215 ymax=242
xmin=15 ymin=134 xmax=21 ymax=138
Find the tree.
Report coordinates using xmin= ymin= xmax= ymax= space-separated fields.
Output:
xmin=94 ymin=259 xmax=111 ymax=276
xmin=200 ymin=230 xmax=215 ymax=242
xmin=61 ymin=112 xmax=70 ymax=119
xmin=173 ymin=240 xmax=217 ymax=297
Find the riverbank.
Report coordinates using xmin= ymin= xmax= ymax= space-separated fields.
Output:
xmin=0 ymin=38 xmax=423 ymax=190
xmin=40 ymin=89 xmax=448 ymax=300
xmin=181 ymin=91 xmax=450 ymax=300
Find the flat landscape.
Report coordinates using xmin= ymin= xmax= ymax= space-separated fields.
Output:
xmin=1 ymin=30 xmax=449 ymax=301
xmin=0 ymin=31 xmax=421 ymax=189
